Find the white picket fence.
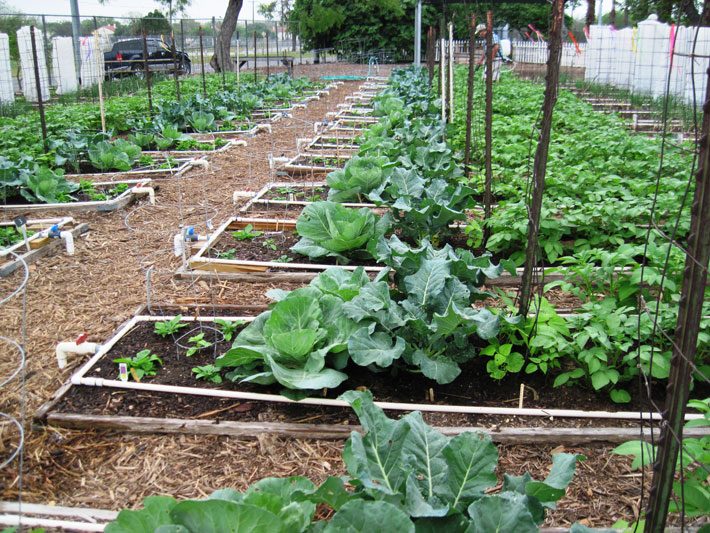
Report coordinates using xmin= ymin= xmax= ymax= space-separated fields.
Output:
xmin=512 ymin=41 xmax=586 ymax=68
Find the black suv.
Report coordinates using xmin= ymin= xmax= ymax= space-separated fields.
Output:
xmin=104 ymin=38 xmax=191 ymax=77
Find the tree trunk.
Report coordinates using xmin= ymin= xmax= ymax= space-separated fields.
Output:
xmin=609 ymin=0 xmax=616 ymax=26
xmin=210 ymin=0 xmax=243 ymax=72
xmin=585 ymin=0 xmax=596 ymax=28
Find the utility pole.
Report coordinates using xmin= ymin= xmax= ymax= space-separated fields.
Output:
xmin=69 ymin=0 xmax=82 ymax=86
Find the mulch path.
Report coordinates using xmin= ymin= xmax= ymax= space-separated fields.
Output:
xmin=0 ymin=63 xmax=677 ymax=527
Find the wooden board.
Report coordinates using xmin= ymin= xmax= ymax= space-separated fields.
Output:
xmin=39 ymin=411 xmax=710 ymax=444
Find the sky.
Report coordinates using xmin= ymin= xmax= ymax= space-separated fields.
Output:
xmin=8 ymin=0 xmax=616 ymax=23
xmin=5 ymin=0 xmax=275 ymax=21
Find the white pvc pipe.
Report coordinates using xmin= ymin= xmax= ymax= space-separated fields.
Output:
xmin=440 ymin=37 xmax=446 ymax=122
xmin=72 ymin=376 xmax=704 ymax=421
xmin=256 ymin=123 xmax=272 ymax=134
xmin=59 ymin=230 xmax=75 ymax=255
xmin=233 ymin=140 xmax=247 ymax=147
xmin=0 ymin=515 xmax=107 ymax=532
xmin=56 ymin=341 xmax=100 ymax=369
xmin=189 ymin=159 xmax=210 ymax=170
xmin=131 ymin=186 xmax=155 ymax=205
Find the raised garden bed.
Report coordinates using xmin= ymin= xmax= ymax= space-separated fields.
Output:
xmin=239 ymin=181 xmax=375 ymax=214
xmin=298 ymin=135 xmax=360 ymax=152
xmin=0 ymin=217 xmax=89 ymax=277
xmin=282 ymin=152 xmax=351 ymax=174
xmin=183 ymin=216 xmax=385 ymax=281
xmin=0 ymin=178 xmax=155 ymax=213
xmin=36 ymin=312 xmax=707 ymax=441
xmin=64 ymin=157 xmax=196 ymax=181
xmin=143 ymin=138 xmax=244 ymax=157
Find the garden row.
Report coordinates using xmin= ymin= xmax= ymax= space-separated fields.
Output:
xmin=0 ymin=73 xmax=328 ymax=207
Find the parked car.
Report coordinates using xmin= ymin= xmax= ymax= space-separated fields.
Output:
xmin=104 ymin=38 xmax=191 ymax=77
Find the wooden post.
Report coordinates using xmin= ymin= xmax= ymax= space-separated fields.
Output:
xmin=199 ymin=27 xmax=207 ymax=98
xmin=464 ymin=15 xmax=477 ymax=177
xmin=94 ymin=31 xmax=106 ymax=133
xmin=266 ymin=31 xmax=270 ymax=78
xmin=141 ymin=30 xmax=153 ymax=117
xmin=29 ymin=26 xmax=48 ymax=153
xmin=254 ymin=31 xmax=258 ymax=83
xmin=518 ymin=0 xmax=565 ymax=317
xmin=645 ymin=63 xmax=710 ymax=533
xmin=171 ymin=32 xmax=180 ymax=101
xmin=427 ymin=26 xmax=436 ymax=86
xmin=483 ymin=10 xmax=494 ymax=241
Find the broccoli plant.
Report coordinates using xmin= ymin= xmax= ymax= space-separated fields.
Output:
xmin=113 ymin=349 xmax=162 ymax=381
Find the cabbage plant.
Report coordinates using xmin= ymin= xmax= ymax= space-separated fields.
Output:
xmin=326 ymin=155 xmax=393 ymax=202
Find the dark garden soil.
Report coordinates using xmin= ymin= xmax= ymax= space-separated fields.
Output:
xmin=53 ymin=320 xmax=676 ymax=429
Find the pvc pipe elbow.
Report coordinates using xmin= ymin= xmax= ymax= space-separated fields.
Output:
xmin=173 ymin=233 xmax=184 ymax=257
xmin=59 ymin=231 xmax=75 ymax=256
xmin=56 ymin=341 xmax=99 ymax=369
xmin=233 ymin=140 xmax=247 ymax=147
xmin=132 ymin=186 xmax=155 ymax=205
xmin=190 ymin=159 xmax=210 ymax=170
xmin=233 ymin=191 xmax=255 ymax=204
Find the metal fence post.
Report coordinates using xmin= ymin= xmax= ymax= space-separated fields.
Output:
xmin=180 ymin=19 xmax=185 ymax=51
xmin=644 ymin=63 xmax=710 ymax=533
xmin=266 ymin=31 xmax=270 ymax=78
xmin=29 ymin=26 xmax=48 ymax=153
xmin=518 ymin=0 xmax=565 ymax=317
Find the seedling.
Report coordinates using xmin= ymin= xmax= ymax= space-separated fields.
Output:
xmin=192 ymin=364 xmax=222 ymax=384
xmin=113 ymin=349 xmax=162 ymax=381
xmin=273 ymin=254 xmax=293 ymax=263
xmin=215 ymin=319 xmax=244 ymax=341
xmin=216 ymin=248 xmax=237 ymax=259
xmin=154 ymin=315 xmax=188 ymax=338
xmin=79 ymin=180 xmax=107 ymax=202
xmin=261 ymin=237 xmax=277 ymax=251
xmin=186 ymin=332 xmax=212 ymax=356
xmin=231 ymin=224 xmax=263 ymax=241
xmin=276 ymin=186 xmax=295 ymax=195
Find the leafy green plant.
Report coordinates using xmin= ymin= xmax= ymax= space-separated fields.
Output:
xmin=188 ymin=110 xmax=216 ymax=133
xmin=192 ymin=364 xmax=222 ymax=384
xmin=326 ymin=154 xmax=392 ymax=202
xmin=186 ymin=332 xmax=212 ymax=357
xmin=231 ymin=224 xmax=263 ymax=241
xmin=105 ymin=390 xmax=581 ymax=532
xmin=79 ymin=180 xmax=107 ymax=201
xmin=113 ymin=349 xmax=162 ymax=381
xmin=481 ymin=342 xmax=525 ymax=380
xmin=215 ymin=319 xmax=244 ymax=342
xmin=273 ymin=254 xmax=293 ymax=263
xmin=21 ymin=166 xmax=78 ymax=204
xmin=154 ymin=315 xmax=188 ymax=338
xmin=261 ymin=237 xmax=277 ymax=251
xmin=612 ymin=398 xmax=709 ymax=517
xmin=215 ymin=248 xmax=237 ymax=259
xmin=129 ymin=131 xmax=156 ymax=150
xmin=88 ymin=139 xmax=141 ymax=172
xmin=292 ymin=201 xmax=391 ymax=264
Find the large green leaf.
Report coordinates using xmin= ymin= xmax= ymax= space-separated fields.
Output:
xmin=105 ymin=496 xmax=177 ymax=533
xmin=348 ymin=326 xmax=405 ymax=367
xmin=323 ymin=500 xmax=414 ymax=533
xmin=411 ymin=349 xmax=461 ymax=384
xmin=169 ymin=500 xmax=283 ymax=533
xmin=441 ymin=432 xmax=498 ymax=511
xmin=341 ymin=390 xmax=410 ymax=495
xmin=265 ymin=353 xmax=347 ymax=390
xmin=404 ymin=259 xmax=450 ymax=308
xmin=401 ymin=412 xmax=450 ymax=517
xmin=466 ymin=493 xmax=538 ymax=533
xmin=525 ymin=453 xmax=583 ymax=505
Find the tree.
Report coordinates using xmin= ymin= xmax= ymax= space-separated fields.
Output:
xmin=139 ymin=10 xmax=172 ymax=35
xmin=210 ymin=0 xmax=243 ymax=72
xmin=0 ymin=3 xmax=36 ymax=62
xmin=259 ymin=1 xmax=278 ymax=20
xmin=585 ymin=0 xmax=596 ymax=27
xmin=599 ymin=0 xmax=708 ymax=25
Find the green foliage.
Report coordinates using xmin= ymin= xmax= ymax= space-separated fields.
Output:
xmin=292 ymin=201 xmax=391 ymax=264
xmin=154 ymin=315 xmax=189 ymax=338
xmin=113 ymin=349 xmax=163 ymax=381
xmin=21 ymin=166 xmax=78 ymax=204
xmin=215 ymin=319 xmax=244 ymax=342
xmin=231 ymin=224 xmax=263 ymax=241
xmin=613 ymin=399 xmax=710 ymax=517
xmin=106 ymin=392 xmax=580 ymax=531
xmin=88 ymin=139 xmax=142 ymax=172
xmin=186 ymin=333 xmax=212 ymax=357
xmin=326 ymin=155 xmax=393 ymax=202
xmin=192 ymin=364 xmax=222 ymax=384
